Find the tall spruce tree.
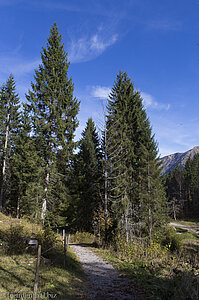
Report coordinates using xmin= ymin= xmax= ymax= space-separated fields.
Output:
xmin=188 ymin=154 xmax=199 ymax=211
xmin=182 ymin=157 xmax=192 ymax=215
xmin=166 ymin=164 xmax=184 ymax=220
xmin=75 ymin=118 xmax=103 ymax=232
xmin=8 ymin=105 xmax=43 ymax=218
xmin=26 ymin=23 xmax=79 ymax=219
xmin=0 ymin=75 xmax=20 ymax=210
xmin=106 ymin=71 xmax=167 ymax=242
xmin=106 ymin=72 xmax=134 ymax=241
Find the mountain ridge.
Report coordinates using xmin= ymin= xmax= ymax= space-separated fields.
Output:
xmin=160 ymin=146 xmax=199 ymax=174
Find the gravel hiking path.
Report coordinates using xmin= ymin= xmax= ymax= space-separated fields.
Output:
xmin=70 ymin=244 xmax=136 ymax=300
xmin=170 ymin=222 xmax=199 ymax=235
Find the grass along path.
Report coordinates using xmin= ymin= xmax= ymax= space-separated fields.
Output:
xmin=0 ymin=247 xmax=88 ymax=300
xmin=0 ymin=213 xmax=88 ymax=300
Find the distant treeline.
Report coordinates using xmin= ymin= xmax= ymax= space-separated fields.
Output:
xmin=165 ymin=153 xmax=199 ymax=219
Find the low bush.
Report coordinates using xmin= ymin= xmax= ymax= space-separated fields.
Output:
xmin=70 ymin=231 xmax=95 ymax=244
xmin=161 ymin=227 xmax=183 ymax=252
xmin=36 ymin=225 xmax=59 ymax=254
xmin=113 ymin=234 xmax=169 ymax=264
xmin=1 ymin=222 xmax=60 ymax=256
xmin=5 ymin=224 xmax=27 ymax=254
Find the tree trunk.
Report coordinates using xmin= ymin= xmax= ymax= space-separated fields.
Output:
xmin=41 ymin=161 xmax=50 ymax=220
xmin=148 ymin=207 xmax=152 ymax=245
xmin=0 ymin=101 xmax=10 ymax=210
xmin=35 ymin=192 xmax=39 ymax=221
xmin=104 ymin=123 xmax=108 ymax=244
xmin=147 ymin=161 xmax=152 ymax=245
xmin=125 ymin=203 xmax=129 ymax=243
xmin=173 ymin=201 xmax=177 ymax=221
xmin=16 ymin=196 xmax=20 ymax=219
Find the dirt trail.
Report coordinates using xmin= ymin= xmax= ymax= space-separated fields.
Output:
xmin=70 ymin=244 xmax=136 ymax=300
xmin=169 ymin=222 xmax=199 ymax=235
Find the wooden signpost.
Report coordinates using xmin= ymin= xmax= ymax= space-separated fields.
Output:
xmin=63 ymin=229 xmax=66 ymax=268
xmin=33 ymin=245 xmax=41 ymax=300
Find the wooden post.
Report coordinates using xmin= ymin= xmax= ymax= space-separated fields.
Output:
xmin=63 ymin=228 xmax=65 ymax=243
xmin=33 ymin=245 xmax=41 ymax=300
xmin=67 ymin=234 xmax=70 ymax=248
xmin=63 ymin=229 xmax=66 ymax=268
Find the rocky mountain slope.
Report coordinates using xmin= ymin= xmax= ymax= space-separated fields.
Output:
xmin=160 ymin=146 xmax=199 ymax=174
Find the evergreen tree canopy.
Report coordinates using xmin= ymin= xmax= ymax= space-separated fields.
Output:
xmin=0 ymin=75 xmax=20 ymax=209
xmin=73 ymin=118 xmax=103 ymax=232
xmin=0 ymin=75 xmax=20 ymax=152
xmin=8 ymin=105 xmax=43 ymax=218
xmin=26 ymin=23 xmax=79 ymax=219
xmin=165 ymin=154 xmax=199 ymax=218
xmin=165 ymin=155 xmax=199 ymax=219
xmin=106 ymin=71 xmax=167 ymax=241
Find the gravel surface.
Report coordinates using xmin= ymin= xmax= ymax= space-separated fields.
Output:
xmin=70 ymin=244 xmax=136 ymax=300
xmin=170 ymin=222 xmax=199 ymax=234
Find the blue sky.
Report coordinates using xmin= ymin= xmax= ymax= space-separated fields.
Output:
xmin=0 ymin=0 xmax=199 ymax=157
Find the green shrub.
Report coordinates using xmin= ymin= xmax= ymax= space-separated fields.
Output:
xmin=36 ymin=226 xmax=57 ymax=254
xmin=161 ymin=227 xmax=183 ymax=252
xmin=5 ymin=224 xmax=27 ymax=254
xmin=114 ymin=234 xmax=168 ymax=263
xmin=70 ymin=232 xmax=95 ymax=244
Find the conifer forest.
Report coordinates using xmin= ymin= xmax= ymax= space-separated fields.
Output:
xmin=0 ymin=23 xmax=168 ymax=238
xmin=0 ymin=23 xmax=199 ymax=299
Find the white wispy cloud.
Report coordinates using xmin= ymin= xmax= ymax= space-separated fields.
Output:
xmin=146 ymin=19 xmax=182 ymax=31
xmin=148 ymin=112 xmax=199 ymax=157
xmin=31 ymin=0 xmax=131 ymax=18
xmin=32 ymin=1 xmax=82 ymax=13
xmin=91 ymin=85 xmax=111 ymax=99
xmin=141 ymin=92 xmax=170 ymax=111
xmin=68 ymin=33 xmax=118 ymax=63
xmin=0 ymin=56 xmax=40 ymax=77
xmin=90 ymin=34 xmax=117 ymax=52
xmin=0 ymin=53 xmax=41 ymax=101
xmin=157 ymin=127 xmax=199 ymax=157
